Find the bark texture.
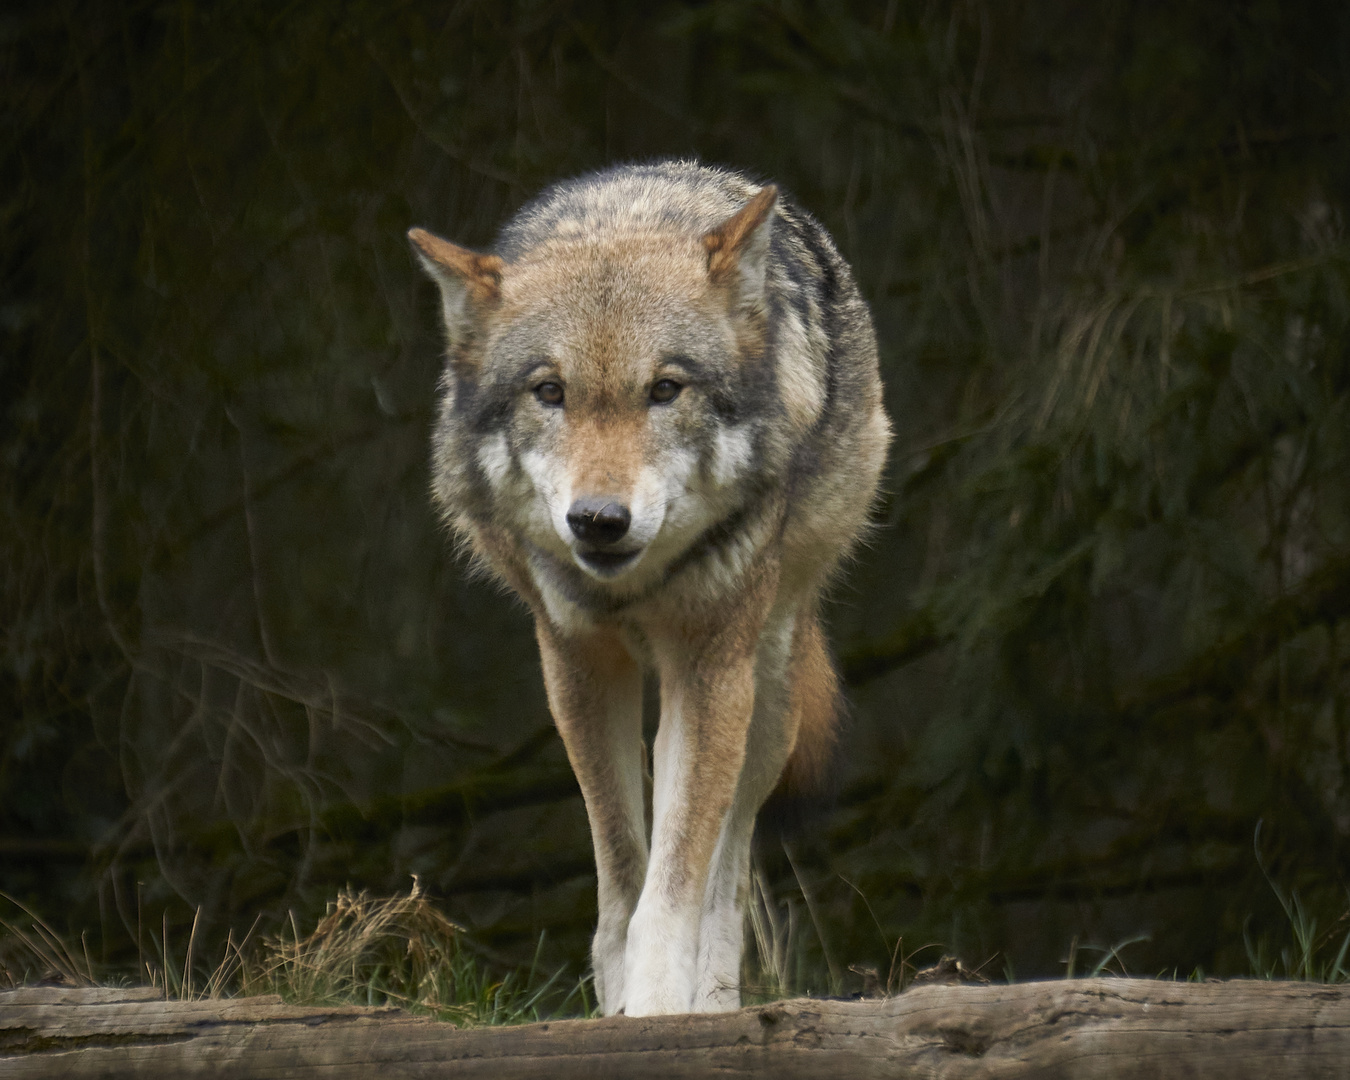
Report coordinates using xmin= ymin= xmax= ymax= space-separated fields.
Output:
xmin=2 ymin=979 xmax=1347 ymax=1078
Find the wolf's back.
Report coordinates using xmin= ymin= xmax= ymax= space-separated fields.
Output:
xmin=497 ymin=161 xmax=766 ymax=256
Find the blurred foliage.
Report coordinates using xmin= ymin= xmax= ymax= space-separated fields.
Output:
xmin=2 ymin=0 xmax=1349 ymax=987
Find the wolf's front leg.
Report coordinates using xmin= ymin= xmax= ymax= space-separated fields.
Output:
xmin=694 ymin=607 xmax=802 ymax=1011
xmin=623 ymin=593 xmax=771 ymax=1016
xmin=535 ymin=623 xmax=647 ymax=1017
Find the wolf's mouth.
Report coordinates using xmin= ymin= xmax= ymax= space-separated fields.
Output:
xmin=575 ymin=547 xmax=643 ymax=577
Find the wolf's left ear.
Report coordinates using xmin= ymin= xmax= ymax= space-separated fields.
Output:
xmin=702 ymin=185 xmax=778 ymax=305
xmin=407 ymin=227 xmax=504 ymax=338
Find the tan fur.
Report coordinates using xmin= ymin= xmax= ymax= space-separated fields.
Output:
xmin=407 ymin=228 xmax=503 ymax=303
xmin=534 ymin=624 xmax=648 ymax=1010
xmin=649 ymin=557 xmax=776 ymax=887
xmin=411 ymin=163 xmax=889 ymax=1016
xmin=703 ymin=184 xmax=778 ymax=283
xmin=776 ymin=611 xmax=841 ymax=797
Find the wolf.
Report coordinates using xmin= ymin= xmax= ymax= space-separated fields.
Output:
xmin=408 ymin=161 xmax=889 ymax=1017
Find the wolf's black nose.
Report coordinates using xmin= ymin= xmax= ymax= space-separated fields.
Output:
xmin=567 ymin=498 xmax=631 ymax=544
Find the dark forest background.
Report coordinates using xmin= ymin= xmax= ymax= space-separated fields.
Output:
xmin=3 ymin=0 xmax=1349 ymax=990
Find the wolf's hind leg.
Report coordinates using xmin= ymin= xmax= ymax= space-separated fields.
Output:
xmin=694 ymin=798 xmax=762 ymax=1011
xmin=536 ymin=624 xmax=647 ymax=1017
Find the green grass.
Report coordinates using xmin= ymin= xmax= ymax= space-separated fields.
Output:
xmin=1243 ymin=825 xmax=1350 ymax=984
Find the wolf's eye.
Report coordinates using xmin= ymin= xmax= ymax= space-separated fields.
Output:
xmin=535 ymin=382 xmax=564 ymax=407
xmin=650 ymin=379 xmax=683 ymax=404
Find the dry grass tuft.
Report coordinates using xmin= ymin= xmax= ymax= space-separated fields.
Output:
xmin=247 ymin=879 xmax=590 ymax=1024
xmin=1 ymin=882 xmax=591 ymax=1024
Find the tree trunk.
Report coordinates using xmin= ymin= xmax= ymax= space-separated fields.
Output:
xmin=2 ymin=978 xmax=1347 ymax=1078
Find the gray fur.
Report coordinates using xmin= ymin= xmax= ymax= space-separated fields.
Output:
xmin=412 ymin=161 xmax=889 ymax=1015
xmin=424 ymin=161 xmax=884 ymax=603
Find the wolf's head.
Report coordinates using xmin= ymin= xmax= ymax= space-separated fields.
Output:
xmin=411 ymin=181 xmax=781 ymax=595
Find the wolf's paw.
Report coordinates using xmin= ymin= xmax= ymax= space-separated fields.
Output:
xmin=622 ymin=984 xmax=694 ymax=1017
xmin=622 ymin=909 xmax=698 ymax=1015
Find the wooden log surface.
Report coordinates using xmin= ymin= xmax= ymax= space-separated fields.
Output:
xmin=1 ymin=978 xmax=1347 ymax=1078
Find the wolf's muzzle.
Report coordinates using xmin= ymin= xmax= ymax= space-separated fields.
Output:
xmin=567 ymin=498 xmax=631 ymax=545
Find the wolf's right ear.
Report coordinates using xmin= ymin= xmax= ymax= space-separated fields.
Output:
xmin=702 ymin=185 xmax=777 ymax=306
xmin=408 ymin=227 xmax=504 ymax=337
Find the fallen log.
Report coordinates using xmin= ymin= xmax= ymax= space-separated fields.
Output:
xmin=1 ymin=978 xmax=1347 ymax=1078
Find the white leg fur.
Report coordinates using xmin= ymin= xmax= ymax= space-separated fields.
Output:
xmin=694 ymin=806 xmax=754 ymax=1010
xmin=623 ymin=684 xmax=703 ymax=1015
xmin=623 ymin=606 xmax=801 ymax=1016
xmin=587 ymin=680 xmax=647 ymax=1015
